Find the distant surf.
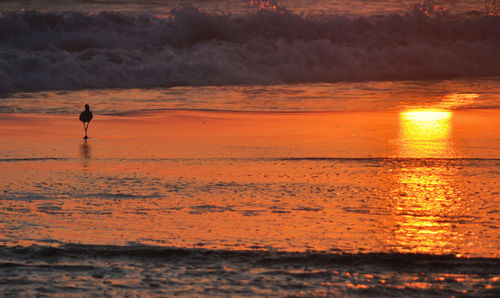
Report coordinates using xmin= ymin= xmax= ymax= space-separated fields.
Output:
xmin=0 ymin=2 xmax=499 ymax=93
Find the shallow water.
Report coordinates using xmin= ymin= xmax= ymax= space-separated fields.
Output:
xmin=1 ymin=156 xmax=499 ymax=257
xmin=1 ymin=244 xmax=499 ymax=296
xmin=1 ymin=85 xmax=499 ymax=294
xmin=2 ymin=78 xmax=500 ymax=115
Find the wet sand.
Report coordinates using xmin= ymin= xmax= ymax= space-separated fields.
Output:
xmin=1 ymin=108 xmax=499 ymax=159
xmin=1 ymin=109 xmax=499 ymax=296
xmin=1 ymin=109 xmax=499 ymax=255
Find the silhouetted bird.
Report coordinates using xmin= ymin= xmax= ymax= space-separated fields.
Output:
xmin=79 ymin=104 xmax=93 ymax=139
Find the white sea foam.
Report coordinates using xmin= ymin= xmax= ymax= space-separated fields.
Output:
xmin=0 ymin=3 xmax=499 ymax=93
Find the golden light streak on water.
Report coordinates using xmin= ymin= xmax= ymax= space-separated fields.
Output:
xmin=390 ymin=108 xmax=466 ymax=255
xmin=390 ymin=165 xmax=465 ymax=255
xmin=439 ymin=93 xmax=478 ymax=109
xmin=398 ymin=109 xmax=454 ymax=158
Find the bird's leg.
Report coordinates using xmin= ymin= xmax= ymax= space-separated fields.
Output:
xmin=83 ymin=122 xmax=88 ymax=138
xmin=86 ymin=122 xmax=90 ymax=138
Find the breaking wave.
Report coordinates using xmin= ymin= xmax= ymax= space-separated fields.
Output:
xmin=2 ymin=243 xmax=499 ymax=269
xmin=1 ymin=244 xmax=499 ymax=296
xmin=0 ymin=3 xmax=499 ymax=93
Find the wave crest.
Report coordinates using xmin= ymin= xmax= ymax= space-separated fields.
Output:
xmin=0 ymin=5 xmax=499 ymax=93
xmin=2 ymin=244 xmax=499 ymax=268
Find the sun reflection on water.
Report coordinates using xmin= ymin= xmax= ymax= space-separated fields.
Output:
xmin=390 ymin=108 xmax=465 ymax=255
xmin=391 ymin=165 xmax=464 ymax=255
xmin=398 ymin=109 xmax=454 ymax=158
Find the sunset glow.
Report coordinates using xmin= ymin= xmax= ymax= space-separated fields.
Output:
xmin=390 ymin=165 xmax=463 ymax=255
xmin=0 ymin=0 xmax=499 ymax=296
xmin=402 ymin=109 xmax=451 ymax=122
xmin=398 ymin=109 xmax=454 ymax=158
xmin=440 ymin=93 xmax=479 ymax=108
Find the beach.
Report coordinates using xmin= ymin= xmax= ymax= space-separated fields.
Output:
xmin=1 ymin=0 xmax=500 ymax=295
xmin=1 ymin=106 xmax=499 ymax=295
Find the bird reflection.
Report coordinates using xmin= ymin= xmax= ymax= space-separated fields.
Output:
xmin=80 ymin=139 xmax=91 ymax=168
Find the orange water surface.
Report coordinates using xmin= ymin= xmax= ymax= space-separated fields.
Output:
xmin=0 ymin=107 xmax=499 ymax=257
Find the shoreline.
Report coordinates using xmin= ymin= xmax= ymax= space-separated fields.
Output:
xmin=1 ymin=108 xmax=499 ymax=159
xmin=1 ymin=108 xmax=499 ymax=296
xmin=1 ymin=108 xmax=498 ymax=257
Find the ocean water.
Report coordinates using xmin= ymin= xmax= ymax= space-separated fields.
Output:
xmin=1 ymin=0 xmax=500 ymax=296
xmin=0 ymin=0 xmax=499 ymax=93
xmin=1 ymin=82 xmax=499 ymax=296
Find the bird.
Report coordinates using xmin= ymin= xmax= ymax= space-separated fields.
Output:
xmin=79 ymin=104 xmax=93 ymax=139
